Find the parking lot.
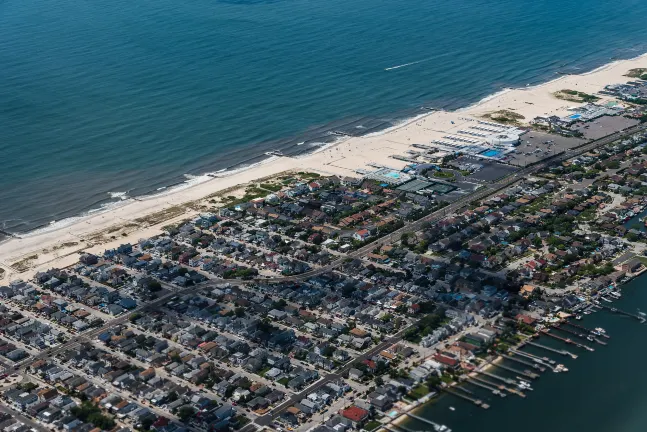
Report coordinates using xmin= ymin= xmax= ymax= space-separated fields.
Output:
xmin=506 ymin=131 xmax=586 ymax=167
xmin=571 ymin=115 xmax=641 ymax=140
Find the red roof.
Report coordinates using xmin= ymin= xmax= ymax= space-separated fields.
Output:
xmin=433 ymin=353 xmax=459 ymax=367
xmin=340 ymin=405 xmax=370 ymax=422
xmin=362 ymin=359 xmax=376 ymax=370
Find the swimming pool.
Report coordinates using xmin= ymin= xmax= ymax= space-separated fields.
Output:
xmin=569 ymin=113 xmax=582 ymax=119
xmin=384 ymin=172 xmax=401 ymax=179
xmin=481 ymin=149 xmax=502 ymax=157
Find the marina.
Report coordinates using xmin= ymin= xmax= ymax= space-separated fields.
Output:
xmin=400 ymin=273 xmax=647 ymax=432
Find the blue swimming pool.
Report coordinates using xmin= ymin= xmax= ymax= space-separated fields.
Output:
xmin=569 ymin=113 xmax=582 ymax=119
xmin=481 ymin=149 xmax=502 ymax=157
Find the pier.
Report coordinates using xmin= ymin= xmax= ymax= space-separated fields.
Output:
xmin=443 ymin=388 xmax=489 ymax=409
xmin=598 ymin=304 xmax=646 ymax=323
xmin=500 ymin=353 xmax=545 ymax=372
xmin=511 ymin=349 xmax=556 ymax=365
xmin=404 ymin=413 xmax=449 ymax=430
xmin=553 ymin=324 xmax=588 ymax=340
xmin=491 ymin=362 xmax=539 ymax=379
xmin=475 ymin=370 xmax=515 ymax=385
xmin=564 ymin=321 xmax=611 ymax=338
xmin=541 ymin=330 xmax=594 ymax=352
xmin=466 ymin=378 xmax=506 ymax=397
xmin=526 ymin=341 xmax=578 ymax=359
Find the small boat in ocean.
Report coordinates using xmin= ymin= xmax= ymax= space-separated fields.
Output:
xmin=575 ymin=315 xmax=582 ymax=320
xmin=601 ymin=297 xmax=612 ymax=303
xmin=638 ymin=309 xmax=646 ymax=318
xmin=595 ymin=327 xmax=606 ymax=334
xmin=587 ymin=335 xmax=594 ymax=342
xmin=610 ymin=291 xmax=621 ymax=299
xmin=449 ymin=406 xmax=455 ymax=411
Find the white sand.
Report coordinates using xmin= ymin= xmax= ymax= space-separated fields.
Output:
xmin=1 ymin=53 xmax=646 ymax=281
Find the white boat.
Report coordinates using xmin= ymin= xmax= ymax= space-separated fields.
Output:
xmin=595 ymin=327 xmax=606 ymax=334
xmin=638 ymin=309 xmax=646 ymax=317
xmin=610 ymin=292 xmax=621 ymax=299
xmin=575 ymin=315 xmax=582 ymax=320
xmin=449 ymin=407 xmax=455 ymax=411
xmin=586 ymin=335 xmax=594 ymax=342
xmin=591 ymin=330 xmax=601 ymax=336
xmin=601 ymin=297 xmax=612 ymax=303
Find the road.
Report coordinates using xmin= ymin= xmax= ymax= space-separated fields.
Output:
xmin=257 ymin=122 xmax=647 ymax=285
xmin=0 ymin=403 xmax=49 ymax=432
xmin=12 ymin=122 xmax=647 ymax=431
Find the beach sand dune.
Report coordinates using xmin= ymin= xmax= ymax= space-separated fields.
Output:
xmin=1 ymin=53 xmax=646 ymax=281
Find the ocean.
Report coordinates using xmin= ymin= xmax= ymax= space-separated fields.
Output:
xmin=2 ymin=0 xmax=647 ymax=233
xmin=402 ymin=273 xmax=647 ymax=432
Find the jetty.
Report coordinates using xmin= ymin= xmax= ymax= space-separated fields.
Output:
xmin=526 ymin=341 xmax=578 ymax=359
xmin=443 ymin=388 xmax=489 ymax=409
xmin=598 ymin=304 xmax=646 ymax=323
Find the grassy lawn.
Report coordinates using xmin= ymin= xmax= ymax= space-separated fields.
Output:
xmin=433 ymin=171 xmax=455 ymax=179
xmin=364 ymin=420 xmax=382 ymax=431
xmin=407 ymin=384 xmax=431 ymax=400
xmin=636 ymin=256 xmax=647 ymax=266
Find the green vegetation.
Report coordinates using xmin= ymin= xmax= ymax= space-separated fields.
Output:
xmin=223 ymin=268 xmax=258 ymax=279
xmin=70 ymin=401 xmax=115 ymax=430
xmin=259 ymin=183 xmax=282 ymax=192
xmin=407 ymin=384 xmax=431 ymax=400
xmin=178 ymin=406 xmax=197 ymax=422
xmin=433 ymin=171 xmax=455 ymax=179
xmin=554 ymin=89 xmax=600 ymax=103
xmin=483 ymin=110 xmax=525 ymax=125
xmin=403 ymin=309 xmax=446 ymax=343
xmin=364 ymin=420 xmax=383 ymax=431
xmin=625 ymin=68 xmax=647 ymax=80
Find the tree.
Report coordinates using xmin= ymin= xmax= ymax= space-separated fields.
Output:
xmin=234 ymin=307 xmax=246 ymax=317
xmin=375 ymin=376 xmax=384 ymax=386
xmin=178 ymin=406 xmax=196 ymax=422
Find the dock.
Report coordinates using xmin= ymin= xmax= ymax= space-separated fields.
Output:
xmin=511 ymin=349 xmax=556 ymax=365
xmin=491 ymin=362 xmax=539 ymax=379
xmin=466 ymin=378 xmax=505 ymax=397
xmin=443 ymin=388 xmax=489 ymax=409
xmin=500 ymin=353 xmax=545 ymax=372
xmin=553 ymin=324 xmax=588 ymax=340
xmin=526 ymin=341 xmax=578 ymax=359
xmin=541 ymin=330 xmax=594 ymax=352
xmin=403 ymin=413 xmax=449 ymax=430
xmin=475 ymin=369 xmax=515 ymax=385
xmin=564 ymin=321 xmax=610 ymax=338
xmin=598 ymin=304 xmax=646 ymax=323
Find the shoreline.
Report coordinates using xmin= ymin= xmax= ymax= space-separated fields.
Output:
xmin=6 ymin=51 xmax=647 ymax=240
xmin=1 ymin=51 xmax=647 ymax=282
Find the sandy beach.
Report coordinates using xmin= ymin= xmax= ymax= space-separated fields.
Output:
xmin=1 ymin=53 xmax=646 ymax=282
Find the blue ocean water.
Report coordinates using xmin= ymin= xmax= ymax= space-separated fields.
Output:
xmin=1 ymin=0 xmax=647 ymax=233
